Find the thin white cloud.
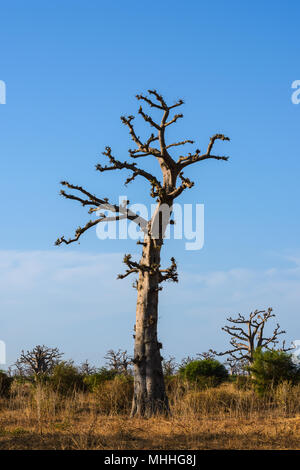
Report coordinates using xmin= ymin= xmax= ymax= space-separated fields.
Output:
xmin=0 ymin=250 xmax=299 ymax=367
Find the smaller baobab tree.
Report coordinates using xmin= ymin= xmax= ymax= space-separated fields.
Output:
xmin=225 ymin=356 xmax=248 ymax=376
xmin=211 ymin=308 xmax=292 ymax=366
xmin=179 ymin=356 xmax=195 ymax=368
xmin=104 ymin=349 xmax=132 ymax=375
xmin=162 ymin=356 xmax=177 ymax=376
xmin=15 ymin=345 xmax=63 ymax=379
xmin=197 ymin=351 xmax=216 ymax=360
xmin=79 ymin=360 xmax=97 ymax=375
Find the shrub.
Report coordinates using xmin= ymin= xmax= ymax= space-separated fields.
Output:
xmin=179 ymin=359 xmax=228 ymax=386
xmin=94 ymin=375 xmax=133 ymax=414
xmin=273 ymin=382 xmax=300 ymax=415
xmin=83 ymin=367 xmax=117 ymax=392
xmin=49 ymin=362 xmax=86 ymax=395
xmin=181 ymin=383 xmax=257 ymax=415
xmin=249 ymin=349 xmax=300 ymax=396
xmin=10 ymin=379 xmax=33 ymax=398
xmin=0 ymin=371 xmax=13 ymax=397
xmin=231 ymin=374 xmax=252 ymax=390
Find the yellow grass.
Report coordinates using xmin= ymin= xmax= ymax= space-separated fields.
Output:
xmin=1 ymin=381 xmax=300 ymax=449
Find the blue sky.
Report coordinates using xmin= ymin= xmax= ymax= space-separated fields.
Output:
xmin=0 ymin=0 xmax=300 ymax=368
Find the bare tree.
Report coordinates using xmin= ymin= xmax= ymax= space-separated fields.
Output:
xmin=211 ymin=308 xmax=293 ymax=365
xmin=15 ymin=345 xmax=63 ymax=377
xmin=162 ymin=356 xmax=177 ymax=376
xmin=104 ymin=349 xmax=132 ymax=375
xmin=79 ymin=360 xmax=96 ymax=375
xmin=179 ymin=356 xmax=195 ymax=369
xmin=55 ymin=89 xmax=229 ymax=416
xmin=197 ymin=351 xmax=215 ymax=360
xmin=225 ymin=356 xmax=248 ymax=375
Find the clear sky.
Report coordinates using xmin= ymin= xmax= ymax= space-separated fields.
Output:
xmin=1 ymin=0 xmax=300 ymax=368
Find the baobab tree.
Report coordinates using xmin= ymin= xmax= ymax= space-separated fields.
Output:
xmin=104 ymin=349 xmax=132 ymax=375
xmin=211 ymin=308 xmax=292 ymax=365
xmin=197 ymin=351 xmax=216 ymax=360
xmin=79 ymin=360 xmax=97 ymax=375
xmin=55 ymin=90 xmax=229 ymax=417
xmin=15 ymin=345 xmax=63 ymax=378
xmin=225 ymin=356 xmax=248 ymax=375
xmin=162 ymin=356 xmax=177 ymax=376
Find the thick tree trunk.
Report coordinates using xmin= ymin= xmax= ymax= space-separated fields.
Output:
xmin=130 ymin=236 xmax=170 ymax=417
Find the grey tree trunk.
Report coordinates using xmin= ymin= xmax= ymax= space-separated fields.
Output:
xmin=130 ymin=236 xmax=169 ymax=417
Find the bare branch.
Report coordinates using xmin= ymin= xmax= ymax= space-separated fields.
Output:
xmin=55 ymin=215 xmax=126 ymax=246
xmin=136 ymin=93 xmax=164 ymax=110
xmin=55 ymin=181 xmax=148 ymax=246
xmin=96 ymin=146 xmax=162 ymax=197
xmin=168 ymin=171 xmax=194 ymax=198
xmin=147 ymin=90 xmax=168 ymax=108
xmin=133 ymin=91 xmax=187 ymax=170
xmin=117 ymin=254 xmax=144 ymax=280
xmin=120 ymin=115 xmax=144 ymax=149
xmin=165 ymin=113 xmax=183 ymax=127
xmin=178 ymin=134 xmax=230 ymax=169
xmin=166 ymin=140 xmax=194 ymax=150
xmin=138 ymin=105 xmax=161 ymax=130
xmin=159 ymin=257 xmax=178 ymax=283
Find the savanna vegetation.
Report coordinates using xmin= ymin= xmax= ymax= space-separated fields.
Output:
xmin=1 ymin=326 xmax=300 ymax=450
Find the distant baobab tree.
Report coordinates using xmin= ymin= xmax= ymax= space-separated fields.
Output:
xmin=197 ymin=351 xmax=216 ymax=360
xmin=225 ymin=356 xmax=248 ymax=375
xmin=79 ymin=360 xmax=97 ymax=375
xmin=55 ymin=90 xmax=229 ymax=417
xmin=15 ymin=345 xmax=63 ymax=377
xmin=162 ymin=356 xmax=177 ymax=376
xmin=211 ymin=308 xmax=292 ymax=365
xmin=104 ymin=349 xmax=131 ymax=375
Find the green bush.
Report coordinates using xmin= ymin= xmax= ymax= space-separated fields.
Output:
xmin=0 ymin=371 xmax=13 ymax=397
xmin=83 ymin=367 xmax=117 ymax=392
xmin=249 ymin=348 xmax=300 ymax=396
xmin=49 ymin=362 xmax=86 ymax=395
xmin=179 ymin=359 xmax=228 ymax=386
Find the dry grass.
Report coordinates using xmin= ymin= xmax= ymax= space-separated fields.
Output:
xmin=1 ymin=381 xmax=300 ymax=449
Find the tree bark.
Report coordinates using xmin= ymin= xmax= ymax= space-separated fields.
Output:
xmin=130 ymin=235 xmax=170 ymax=417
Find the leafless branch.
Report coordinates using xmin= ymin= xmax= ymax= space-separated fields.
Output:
xmin=55 ymin=181 xmax=148 ymax=245
xmin=159 ymin=257 xmax=178 ymax=283
xmin=178 ymin=134 xmax=230 ymax=169
xmin=96 ymin=146 xmax=162 ymax=197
